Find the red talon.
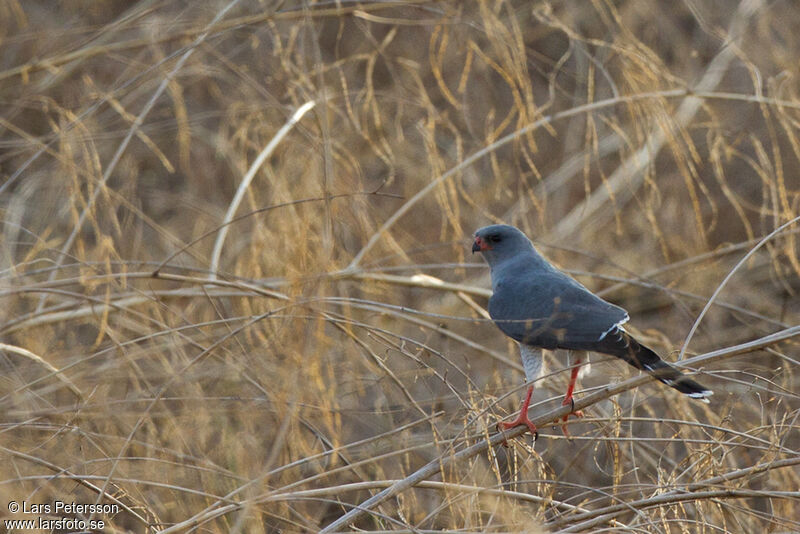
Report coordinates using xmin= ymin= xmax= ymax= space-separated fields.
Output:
xmin=497 ymin=385 xmax=538 ymax=445
xmin=560 ymin=396 xmax=585 ymax=437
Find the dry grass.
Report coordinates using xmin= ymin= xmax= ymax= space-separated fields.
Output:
xmin=1 ymin=1 xmax=799 ymax=532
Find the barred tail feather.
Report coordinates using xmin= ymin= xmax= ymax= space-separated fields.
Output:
xmin=641 ymin=358 xmax=713 ymax=402
xmin=593 ymin=327 xmax=713 ymax=402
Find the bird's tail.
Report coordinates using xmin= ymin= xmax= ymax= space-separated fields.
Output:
xmin=640 ymin=355 xmax=712 ymax=401
xmin=599 ymin=328 xmax=713 ymax=402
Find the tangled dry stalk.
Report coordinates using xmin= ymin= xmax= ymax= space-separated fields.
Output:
xmin=1 ymin=1 xmax=798 ymax=532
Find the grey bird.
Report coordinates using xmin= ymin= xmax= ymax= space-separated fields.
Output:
xmin=472 ymin=224 xmax=712 ymax=438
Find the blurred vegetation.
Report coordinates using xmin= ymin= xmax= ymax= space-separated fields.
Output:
xmin=0 ymin=0 xmax=798 ymax=532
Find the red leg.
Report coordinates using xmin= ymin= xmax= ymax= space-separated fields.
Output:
xmin=561 ymin=357 xmax=585 ymax=437
xmin=497 ymin=385 xmax=538 ymax=444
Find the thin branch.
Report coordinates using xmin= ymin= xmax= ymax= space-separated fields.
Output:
xmin=679 ymin=214 xmax=800 ymax=359
xmin=0 ymin=342 xmax=83 ymax=399
xmin=318 ymin=325 xmax=800 ymax=533
xmin=37 ymin=0 xmax=244 ymax=316
xmin=208 ymin=100 xmax=316 ymax=279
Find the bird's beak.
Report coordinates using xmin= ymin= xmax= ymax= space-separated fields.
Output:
xmin=471 ymin=236 xmax=482 ymax=254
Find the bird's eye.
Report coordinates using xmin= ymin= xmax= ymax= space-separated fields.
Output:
xmin=489 ymin=234 xmax=501 ymax=243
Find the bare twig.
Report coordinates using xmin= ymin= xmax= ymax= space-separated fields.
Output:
xmin=544 ymin=0 xmax=764 ymax=243
xmin=37 ymin=0 xmax=244 ymax=318
xmin=679 ymin=214 xmax=800 ymax=359
xmin=318 ymin=325 xmax=800 ymax=532
xmin=208 ymin=101 xmax=316 ymax=279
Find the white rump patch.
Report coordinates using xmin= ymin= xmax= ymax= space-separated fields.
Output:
xmin=597 ymin=313 xmax=630 ymax=341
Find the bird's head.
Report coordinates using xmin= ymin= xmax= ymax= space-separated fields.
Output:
xmin=472 ymin=224 xmax=535 ymax=266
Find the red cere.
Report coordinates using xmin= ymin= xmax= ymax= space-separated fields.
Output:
xmin=474 ymin=236 xmax=492 ymax=251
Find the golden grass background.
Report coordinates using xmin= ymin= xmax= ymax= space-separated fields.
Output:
xmin=1 ymin=1 xmax=799 ymax=532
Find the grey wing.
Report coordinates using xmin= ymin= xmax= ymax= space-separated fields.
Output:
xmin=489 ymin=271 xmax=629 ymax=349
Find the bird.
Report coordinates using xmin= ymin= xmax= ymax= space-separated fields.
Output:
xmin=472 ymin=224 xmax=712 ymax=439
